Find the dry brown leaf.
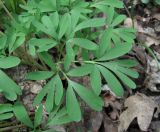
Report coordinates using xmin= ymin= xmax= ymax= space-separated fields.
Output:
xmin=104 ymin=114 xmax=118 ymax=132
xmin=91 ymin=112 xmax=103 ymax=132
xmin=118 ymin=93 xmax=158 ymax=132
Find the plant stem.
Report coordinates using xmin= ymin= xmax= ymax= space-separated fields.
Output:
xmin=15 ymin=46 xmax=47 ymax=71
xmin=0 ymin=124 xmax=25 ymax=132
xmin=22 ymin=0 xmax=26 ymax=5
xmin=139 ymin=42 xmax=160 ymax=69
xmin=123 ymin=2 xmax=134 ymax=28
xmin=0 ymin=0 xmax=14 ymax=20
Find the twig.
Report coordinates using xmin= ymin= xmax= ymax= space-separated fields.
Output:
xmin=123 ymin=2 xmax=134 ymax=28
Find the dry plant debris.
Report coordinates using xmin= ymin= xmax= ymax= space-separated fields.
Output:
xmin=118 ymin=93 xmax=159 ymax=132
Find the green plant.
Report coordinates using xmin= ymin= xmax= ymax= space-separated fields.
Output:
xmin=141 ymin=0 xmax=160 ymax=5
xmin=0 ymin=0 xmax=138 ymax=131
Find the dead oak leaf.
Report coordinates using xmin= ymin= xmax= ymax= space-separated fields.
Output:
xmin=118 ymin=93 xmax=158 ymax=132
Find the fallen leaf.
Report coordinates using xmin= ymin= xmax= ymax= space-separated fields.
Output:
xmin=91 ymin=112 xmax=103 ymax=132
xmin=118 ymin=93 xmax=158 ymax=132
xmin=104 ymin=114 xmax=118 ymax=132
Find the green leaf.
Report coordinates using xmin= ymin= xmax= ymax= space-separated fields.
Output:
xmin=45 ymin=88 xmax=55 ymax=112
xmin=117 ymin=32 xmax=135 ymax=43
xmin=91 ymin=0 xmax=124 ymax=8
xmin=47 ymin=108 xmax=72 ymax=126
xmin=0 ymin=70 xmax=21 ymax=101
xmin=50 ymin=12 xmax=59 ymax=30
xmin=68 ymin=38 xmax=98 ymax=50
xmin=33 ymin=86 xmax=48 ymax=106
xmin=114 ymin=59 xmax=138 ymax=68
xmin=58 ymin=13 xmax=71 ymax=39
xmin=114 ymin=71 xmax=136 ymax=89
xmin=155 ymin=0 xmax=160 ymax=5
xmin=70 ymin=81 xmax=103 ymax=111
xmin=111 ymin=33 xmax=121 ymax=45
xmin=98 ymin=43 xmax=132 ymax=61
xmin=74 ymin=18 xmax=105 ymax=32
xmin=98 ymin=65 xmax=124 ymax=96
xmin=13 ymin=102 xmax=33 ymax=128
xmin=111 ymin=15 xmax=126 ymax=27
xmin=0 ymin=113 xmax=13 ymax=121
xmin=99 ymin=28 xmax=113 ymax=56
xmin=106 ymin=7 xmax=115 ymax=25
xmin=28 ymin=38 xmax=57 ymax=52
xmin=39 ymin=52 xmax=56 ymax=71
xmin=64 ymin=43 xmax=75 ymax=71
xmin=41 ymin=15 xmax=55 ymax=30
xmin=32 ymin=21 xmax=57 ymax=39
xmin=34 ymin=75 xmax=63 ymax=112
xmin=141 ymin=0 xmax=149 ymax=3
xmin=26 ymin=71 xmax=54 ymax=81
xmin=34 ymin=105 xmax=43 ymax=128
xmin=54 ymin=74 xmax=63 ymax=105
xmin=90 ymin=65 xmax=101 ymax=95
xmin=9 ymin=34 xmax=25 ymax=53
xmin=7 ymin=31 xmax=17 ymax=53
xmin=59 ymin=0 xmax=70 ymax=6
xmin=67 ymin=64 xmax=94 ymax=77
xmin=45 ymin=78 xmax=55 ymax=112
xmin=118 ymin=67 xmax=139 ymax=78
xmin=99 ymin=62 xmax=138 ymax=89
xmin=66 ymin=85 xmax=81 ymax=121
xmin=0 ymin=56 xmax=20 ymax=69
xmin=0 ymin=104 xmax=13 ymax=114
xmin=0 ymin=35 xmax=7 ymax=50
xmin=38 ymin=0 xmax=57 ymax=12
xmin=70 ymin=10 xmax=80 ymax=30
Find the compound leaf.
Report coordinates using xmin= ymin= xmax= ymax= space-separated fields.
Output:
xmin=70 ymin=81 xmax=103 ymax=111
xmin=98 ymin=65 xmax=124 ymax=96
xmin=98 ymin=43 xmax=132 ymax=61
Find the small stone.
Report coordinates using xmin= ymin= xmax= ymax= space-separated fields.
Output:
xmin=30 ymin=83 xmax=42 ymax=94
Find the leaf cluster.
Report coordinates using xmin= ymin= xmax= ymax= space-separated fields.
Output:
xmin=0 ymin=0 xmax=138 ymax=131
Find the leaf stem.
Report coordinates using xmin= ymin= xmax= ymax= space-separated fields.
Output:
xmin=0 ymin=124 xmax=26 ymax=131
xmin=123 ymin=1 xmax=134 ymax=28
xmin=139 ymin=42 xmax=160 ymax=69
xmin=0 ymin=0 xmax=15 ymax=20
xmin=15 ymin=46 xmax=47 ymax=70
